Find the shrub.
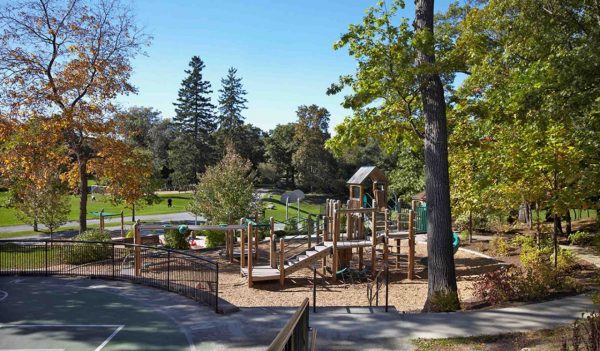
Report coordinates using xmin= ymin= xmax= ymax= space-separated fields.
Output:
xmin=164 ymin=229 xmax=189 ymax=250
xmin=125 ymin=229 xmax=134 ymax=239
xmin=488 ymin=235 xmax=510 ymax=257
xmin=204 ymin=231 xmax=225 ymax=248
xmin=562 ymin=308 xmax=600 ymax=351
xmin=555 ymin=248 xmax=577 ymax=273
xmin=65 ymin=229 xmax=112 ymax=265
xmin=429 ymin=289 xmax=460 ymax=312
xmin=512 ymin=234 xmax=536 ymax=249
xmin=568 ymin=231 xmax=594 ymax=246
xmin=473 ymin=266 xmax=516 ymax=305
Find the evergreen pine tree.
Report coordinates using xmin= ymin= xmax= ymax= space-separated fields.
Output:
xmin=173 ymin=56 xmax=216 ymax=140
xmin=217 ymin=67 xmax=247 ymax=134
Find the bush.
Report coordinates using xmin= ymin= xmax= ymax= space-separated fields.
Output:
xmin=563 ymin=307 xmax=600 ymax=351
xmin=555 ymin=248 xmax=577 ymax=273
xmin=473 ymin=266 xmax=516 ymax=305
xmin=488 ymin=235 xmax=510 ymax=257
xmin=429 ymin=289 xmax=460 ymax=312
xmin=204 ymin=231 xmax=225 ymax=248
xmin=65 ymin=229 xmax=112 ymax=265
xmin=568 ymin=231 xmax=594 ymax=246
xmin=164 ymin=229 xmax=189 ymax=250
xmin=511 ymin=234 xmax=536 ymax=249
xmin=125 ymin=229 xmax=134 ymax=239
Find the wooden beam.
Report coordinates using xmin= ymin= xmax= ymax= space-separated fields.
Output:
xmin=279 ymin=238 xmax=285 ymax=288
xmin=270 ymin=217 xmax=275 ymax=268
xmin=133 ymin=220 xmax=141 ymax=277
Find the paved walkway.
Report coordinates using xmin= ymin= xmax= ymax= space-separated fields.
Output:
xmin=0 ymin=277 xmax=595 ymax=351
xmin=0 ymin=212 xmax=198 ymax=235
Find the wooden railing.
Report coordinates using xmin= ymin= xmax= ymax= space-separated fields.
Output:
xmin=267 ymin=298 xmax=315 ymax=351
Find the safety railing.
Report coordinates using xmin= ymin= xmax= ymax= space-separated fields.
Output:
xmin=0 ymin=239 xmax=220 ymax=313
xmin=274 ymin=217 xmax=317 ymax=268
xmin=267 ymin=298 xmax=315 ymax=351
xmin=366 ymin=264 xmax=389 ymax=311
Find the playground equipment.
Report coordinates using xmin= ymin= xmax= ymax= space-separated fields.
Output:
xmin=242 ymin=167 xmax=421 ymax=287
xmin=241 ymin=166 xmax=462 ymax=288
xmin=91 ymin=208 xmax=125 ymax=236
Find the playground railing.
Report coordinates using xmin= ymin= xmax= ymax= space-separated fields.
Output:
xmin=274 ymin=218 xmax=318 ymax=266
xmin=267 ymin=297 xmax=315 ymax=351
xmin=0 ymin=239 xmax=220 ymax=313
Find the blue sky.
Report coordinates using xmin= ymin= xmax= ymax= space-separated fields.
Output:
xmin=119 ymin=0 xmax=454 ymax=133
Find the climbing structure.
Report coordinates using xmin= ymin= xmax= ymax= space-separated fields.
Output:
xmin=241 ymin=166 xmax=419 ymax=287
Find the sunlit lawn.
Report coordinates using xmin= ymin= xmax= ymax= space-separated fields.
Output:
xmin=0 ymin=191 xmax=192 ymax=227
xmin=262 ymin=194 xmax=324 ymax=223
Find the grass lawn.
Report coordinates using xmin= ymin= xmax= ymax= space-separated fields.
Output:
xmin=0 ymin=191 xmax=192 ymax=227
xmin=261 ymin=193 xmax=324 ymax=223
xmin=412 ymin=327 xmax=571 ymax=351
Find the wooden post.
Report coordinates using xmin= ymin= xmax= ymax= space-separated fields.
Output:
xmin=120 ymin=211 xmax=124 ymax=236
xmin=270 ymin=217 xmax=275 ymax=268
xmin=279 ymin=238 xmax=285 ymax=288
xmin=322 ymin=256 xmax=327 ymax=275
xmin=240 ymin=225 xmax=245 ymax=271
xmin=358 ymin=247 xmax=363 ymax=270
xmin=254 ymin=226 xmax=259 ymax=261
xmin=100 ymin=208 xmax=104 ymax=231
xmin=307 ymin=215 xmax=313 ymax=249
xmin=371 ymin=209 xmax=376 ymax=273
xmin=332 ymin=209 xmax=339 ymax=282
xmin=248 ymin=223 xmax=253 ymax=288
xmin=323 ymin=216 xmax=329 ymax=242
xmin=408 ymin=209 xmax=415 ymax=280
xmin=133 ymin=220 xmax=141 ymax=276
xmin=396 ymin=239 xmax=401 ymax=269
xmin=346 ymin=200 xmax=352 ymax=240
xmin=316 ymin=216 xmax=321 ymax=245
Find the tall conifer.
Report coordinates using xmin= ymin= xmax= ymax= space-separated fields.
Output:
xmin=173 ymin=56 xmax=216 ymax=140
xmin=217 ymin=67 xmax=247 ymax=134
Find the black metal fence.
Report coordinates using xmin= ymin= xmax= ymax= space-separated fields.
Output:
xmin=0 ymin=239 xmax=219 ymax=313
xmin=268 ymin=298 xmax=315 ymax=351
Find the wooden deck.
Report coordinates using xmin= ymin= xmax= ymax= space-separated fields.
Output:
xmin=387 ymin=231 xmax=409 ymax=239
xmin=323 ymin=240 xmax=373 ymax=248
xmin=241 ymin=266 xmax=280 ymax=281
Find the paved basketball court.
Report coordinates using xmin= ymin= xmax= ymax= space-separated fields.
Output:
xmin=0 ymin=278 xmax=195 ymax=350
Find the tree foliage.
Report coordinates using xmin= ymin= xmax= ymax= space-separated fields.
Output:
xmin=217 ymin=67 xmax=247 ymax=134
xmin=0 ymin=0 xmax=149 ymax=232
xmin=188 ymin=146 xmax=257 ymax=224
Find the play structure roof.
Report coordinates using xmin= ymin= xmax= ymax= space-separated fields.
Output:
xmin=346 ymin=166 xmax=388 ymax=185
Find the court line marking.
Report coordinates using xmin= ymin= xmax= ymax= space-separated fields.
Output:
xmin=95 ymin=325 xmax=125 ymax=351
xmin=0 ymin=324 xmax=122 ymax=328
xmin=0 ymin=324 xmax=125 ymax=351
xmin=0 ymin=290 xmax=7 ymax=302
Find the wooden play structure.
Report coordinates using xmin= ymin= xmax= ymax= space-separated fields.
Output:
xmin=241 ymin=166 xmax=421 ymax=287
xmin=93 ymin=208 xmax=125 ymax=236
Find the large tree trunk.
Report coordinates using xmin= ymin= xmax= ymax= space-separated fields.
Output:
xmin=415 ymin=0 xmax=458 ymax=312
xmin=78 ymin=160 xmax=88 ymax=233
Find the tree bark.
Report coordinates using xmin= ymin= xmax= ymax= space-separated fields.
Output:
xmin=415 ymin=0 xmax=458 ymax=312
xmin=78 ymin=160 xmax=88 ymax=233
xmin=468 ymin=211 xmax=473 ymax=244
xmin=132 ymin=203 xmax=136 ymax=222
xmin=535 ymin=203 xmax=541 ymax=246
xmin=33 ymin=219 xmax=38 ymax=232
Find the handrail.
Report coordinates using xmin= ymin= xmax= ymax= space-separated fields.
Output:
xmin=268 ymin=297 xmax=313 ymax=351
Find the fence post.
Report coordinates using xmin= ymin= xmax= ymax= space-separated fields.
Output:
xmin=315 ymin=216 xmax=321 ymax=245
xmin=45 ymin=241 xmax=48 ymax=276
xmin=307 ymin=215 xmax=313 ymax=249
xmin=112 ymin=243 xmax=116 ymax=279
xmin=270 ymin=217 xmax=275 ymax=268
xmin=167 ymin=250 xmax=171 ymax=291
xmin=385 ymin=263 xmax=389 ymax=312
xmin=215 ymin=262 xmax=219 ymax=314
